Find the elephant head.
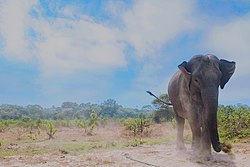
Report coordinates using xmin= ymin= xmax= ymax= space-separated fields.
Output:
xmin=178 ymin=55 xmax=235 ymax=152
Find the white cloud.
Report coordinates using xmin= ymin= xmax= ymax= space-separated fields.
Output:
xmin=0 ymin=0 xmax=37 ymax=61
xmin=104 ymin=0 xmax=196 ymax=106
xmin=0 ymin=0 xmax=126 ymax=77
xmin=205 ymin=14 xmax=250 ymax=104
xmin=33 ymin=17 xmax=126 ymax=76
xmin=206 ymin=14 xmax=250 ymax=77
xmin=0 ymin=0 xmax=197 ymax=107
xmin=121 ymin=0 xmax=195 ymax=57
xmin=0 ymin=0 xmax=195 ymax=77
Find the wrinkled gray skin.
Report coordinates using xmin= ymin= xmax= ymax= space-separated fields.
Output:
xmin=168 ymin=54 xmax=235 ymax=159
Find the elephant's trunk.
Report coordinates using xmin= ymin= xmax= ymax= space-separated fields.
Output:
xmin=202 ymin=89 xmax=222 ymax=152
xmin=207 ymin=103 xmax=221 ymax=152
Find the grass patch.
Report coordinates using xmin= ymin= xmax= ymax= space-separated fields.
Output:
xmin=144 ymin=135 xmax=174 ymax=145
xmin=0 ymin=147 xmax=47 ymax=157
xmin=126 ymin=138 xmax=144 ymax=147
xmin=38 ymin=139 xmax=126 ymax=155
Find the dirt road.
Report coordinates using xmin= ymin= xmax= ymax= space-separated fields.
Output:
xmin=1 ymin=123 xmax=249 ymax=166
xmin=1 ymin=143 xmax=249 ymax=167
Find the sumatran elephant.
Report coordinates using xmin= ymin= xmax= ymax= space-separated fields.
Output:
xmin=168 ymin=54 xmax=235 ymax=159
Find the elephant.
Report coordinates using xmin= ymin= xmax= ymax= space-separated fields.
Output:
xmin=168 ymin=54 xmax=235 ymax=159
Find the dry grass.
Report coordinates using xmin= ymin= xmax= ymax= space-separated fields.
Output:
xmin=1 ymin=121 xmax=249 ymax=167
xmin=0 ymin=121 xmax=181 ymax=157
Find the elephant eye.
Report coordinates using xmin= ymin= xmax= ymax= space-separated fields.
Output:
xmin=194 ymin=78 xmax=200 ymax=84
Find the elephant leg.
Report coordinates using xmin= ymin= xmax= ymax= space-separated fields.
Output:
xmin=175 ymin=115 xmax=186 ymax=151
xmin=197 ymin=111 xmax=212 ymax=160
xmin=200 ymin=126 xmax=212 ymax=160
xmin=189 ymin=121 xmax=201 ymax=151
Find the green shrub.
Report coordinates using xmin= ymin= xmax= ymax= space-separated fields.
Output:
xmin=0 ymin=121 xmax=7 ymax=132
xmin=123 ymin=118 xmax=151 ymax=137
xmin=45 ymin=121 xmax=57 ymax=139
xmin=151 ymin=93 xmax=174 ymax=123
xmin=85 ymin=113 xmax=98 ymax=135
xmin=218 ymin=105 xmax=250 ymax=140
xmin=127 ymin=138 xmax=144 ymax=147
xmin=74 ymin=113 xmax=98 ymax=136
xmin=29 ymin=120 xmax=42 ymax=140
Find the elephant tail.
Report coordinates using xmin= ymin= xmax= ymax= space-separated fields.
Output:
xmin=146 ymin=91 xmax=172 ymax=106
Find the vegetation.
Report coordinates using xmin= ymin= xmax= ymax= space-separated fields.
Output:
xmin=0 ymin=99 xmax=153 ymax=120
xmin=218 ymin=105 xmax=250 ymax=141
xmin=127 ymin=138 xmax=144 ymax=147
xmin=123 ymin=118 xmax=151 ymax=137
xmin=0 ymin=95 xmax=249 ymax=144
xmin=0 ymin=92 xmax=249 ymax=167
xmin=74 ymin=113 xmax=98 ymax=135
xmin=151 ymin=93 xmax=174 ymax=123
xmin=45 ymin=121 xmax=57 ymax=139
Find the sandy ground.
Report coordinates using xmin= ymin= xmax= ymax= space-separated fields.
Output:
xmin=0 ymin=122 xmax=249 ymax=167
xmin=1 ymin=143 xmax=249 ymax=167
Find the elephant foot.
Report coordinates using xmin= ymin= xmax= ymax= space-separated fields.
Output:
xmin=176 ymin=144 xmax=187 ymax=152
xmin=191 ymin=150 xmax=212 ymax=162
xmin=191 ymin=143 xmax=200 ymax=152
xmin=200 ymin=154 xmax=212 ymax=161
xmin=198 ymin=150 xmax=212 ymax=161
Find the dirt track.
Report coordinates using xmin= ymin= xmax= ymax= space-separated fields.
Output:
xmin=0 ymin=123 xmax=249 ymax=166
xmin=1 ymin=143 xmax=249 ymax=167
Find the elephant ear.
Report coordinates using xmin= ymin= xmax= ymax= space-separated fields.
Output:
xmin=178 ymin=61 xmax=191 ymax=79
xmin=178 ymin=61 xmax=192 ymax=89
xmin=219 ymin=59 xmax=236 ymax=89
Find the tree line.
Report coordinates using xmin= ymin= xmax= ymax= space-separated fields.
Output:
xmin=0 ymin=94 xmax=249 ymax=138
xmin=0 ymin=99 xmax=155 ymax=120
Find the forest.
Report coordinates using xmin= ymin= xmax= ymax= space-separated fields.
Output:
xmin=0 ymin=99 xmax=153 ymax=120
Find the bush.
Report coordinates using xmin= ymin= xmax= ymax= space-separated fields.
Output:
xmin=74 ymin=113 xmax=98 ymax=135
xmin=218 ymin=105 xmax=250 ymax=140
xmin=151 ymin=93 xmax=174 ymax=123
xmin=152 ymin=108 xmax=174 ymax=123
xmin=127 ymin=138 xmax=144 ymax=147
xmin=123 ymin=118 xmax=151 ymax=137
xmin=45 ymin=121 xmax=57 ymax=139
xmin=0 ymin=121 xmax=7 ymax=132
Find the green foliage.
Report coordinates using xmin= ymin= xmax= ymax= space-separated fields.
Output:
xmin=19 ymin=116 xmax=32 ymax=129
xmin=0 ymin=119 xmax=19 ymax=127
xmin=35 ymin=118 xmax=43 ymax=129
xmin=98 ymin=117 xmax=108 ymax=127
xmin=86 ymin=113 xmax=98 ymax=135
xmin=0 ymin=100 xmax=153 ymax=120
xmin=0 ymin=121 xmax=7 ymax=133
xmin=28 ymin=128 xmax=40 ymax=141
xmin=28 ymin=119 xmax=43 ymax=141
xmin=74 ymin=113 xmax=98 ymax=135
xmin=74 ymin=118 xmax=84 ymax=128
xmin=151 ymin=93 xmax=174 ymax=123
xmin=127 ymin=138 xmax=144 ymax=147
xmin=45 ymin=121 xmax=57 ymax=139
xmin=100 ymin=99 xmax=119 ymax=117
xmin=218 ymin=105 xmax=250 ymax=140
xmin=123 ymin=118 xmax=151 ymax=137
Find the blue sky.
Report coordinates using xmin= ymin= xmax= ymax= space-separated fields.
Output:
xmin=0 ymin=0 xmax=250 ymax=108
